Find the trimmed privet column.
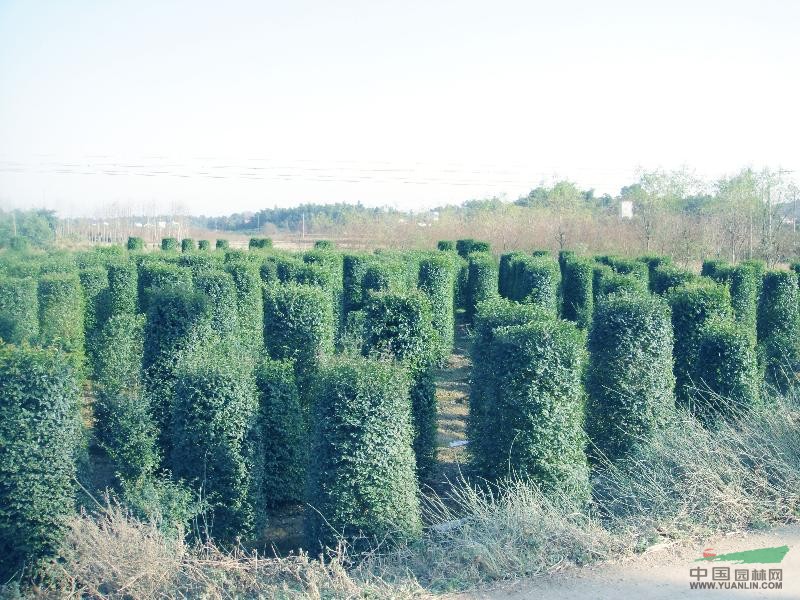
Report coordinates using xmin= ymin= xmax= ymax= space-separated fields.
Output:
xmin=38 ymin=272 xmax=86 ymax=372
xmin=170 ymin=351 xmax=260 ymax=542
xmin=668 ymin=281 xmax=733 ymax=406
xmin=693 ymin=318 xmax=761 ymax=426
xmin=0 ymin=345 xmax=81 ymax=579
xmin=757 ymin=270 xmax=800 ymax=390
xmin=465 ymin=252 xmax=498 ymax=322
xmin=586 ymin=293 xmax=675 ymax=461
xmin=306 ymin=355 xmax=421 ymax=550
xmin=263 ymin=282 xmax=335 ymax=410
xmin=362 ymin=291 xmax=438 ymax=477
xmin=0 ymin=276 xmax=38 ymax=343
xmin=561 ymin=255 xmax=594 ymax=328
xmin=478 ymin=318 xmax=590 ymax=501
xmin=418 ymin=254 xmax=456 ymax=366
xmin=94 ymin=313 xmax=159 ymax=482
xmin=510 ymin=254 xmax=560 ymax=315
xmin=107 ymin=261 xmax=138 ymax=317
xmin=255 ymin=357 xmax=306 ymax=507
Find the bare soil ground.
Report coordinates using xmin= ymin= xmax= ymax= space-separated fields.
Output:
xmin=458 ymin=525 xmax=800 ymax=600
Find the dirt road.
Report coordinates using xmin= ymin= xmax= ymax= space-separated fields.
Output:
xmin=461 ymin=525 xmax=800 ymax=599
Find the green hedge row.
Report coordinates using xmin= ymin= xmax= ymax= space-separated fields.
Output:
xmin=263 ymin=283 xmax=335 ymax=410
xmin=94 ymin=314 xmax=159 ymax=482
xmin=306 ymin=355 xmax=421 ymax=550
xmin=170 ymin=351 xmax=259 ymax=540
xmin=509 ymin=254 xmax=560 ymax=314
xmin=465 ymin=252 xmax=498 ymax=321
xmin=586 ymin=293 xmax=675 ymax=460
xmin=225 ymin=262 xmax=264 ymax=352
xmin=456 ymin=239 xmax=491 ymax=258
xmin=437 ymin=240 xmax=455 ymax=252
xmin=0 ymin=277 xmax=38 ymax=344
xmin=137 ymin=260 xmax=193 ymax=313
xmin=418 ymin=254 xmax=455 ymax=365
xmin=127 ymin=236 xmax=144 ymax=251
xmin=216 ymin=239 xmax=230 ymax=250
xmin=0 ymin=344 xmax=81 ymax=579
xmin=650 ymin=263 xmax=697 ymax=295
xmin=498 ymin=251 xmax=525 ymax=299
xmin=249 ymin=237 xmax=273 ymax=249
xmin=561 ymin=255 xmax=594 ymax=328
xmin=757 ymin=270 xmax=800 ymax=390
xmin=181 ymin=238 xmax=196 ymax=252
xmin=668 ymin=281 xmax=733 ymax=406
xmin=474 ymin=318 xmax=590 ymax=500
xmin=38 ymin=273 xmax=86 ymax=372
xmin=161 ymin=238 xmax=179 ymax=252
xmin=362 ymin=291 xmax=438 ymax=476
xmin=198 ymin=239 xmax=211 ymax=251
xmin=107 ymin=261 xmax=138 ymax=317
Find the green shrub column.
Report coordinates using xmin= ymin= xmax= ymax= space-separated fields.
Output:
xmin=480 ymin=320 xmax=589 ymax=500
xmin=306 ymin=356 xmax=421 ymax=550
xmin=38 ymin=273 xmax=86 ymax=372
xmin=418 ymin=255 xmax=455 ymax=365
xmin=757 ymin=270 xmax=800 ymax=390
xmin=465 ymin=252 xmax=498 ymax=322
xmin=561 ymin=255 xmax=594 ymax=328
xmin=586 ymin=293 xmax=675 ymax=460
xmin=0 ymin=345 xmax=81 ymax=579
xmin=362 ymin=291 xmax=438 ymax=477
xmin=0 ymin=277 xmax=38 ymax=343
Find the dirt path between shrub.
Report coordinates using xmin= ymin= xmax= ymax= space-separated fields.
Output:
xmin=456 ymin=524 xmax=800 ymax=599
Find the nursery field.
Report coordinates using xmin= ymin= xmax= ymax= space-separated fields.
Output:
xmin=1 ymin=235 xmax=800 ymax=598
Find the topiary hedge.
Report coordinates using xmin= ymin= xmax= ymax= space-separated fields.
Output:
xmin=38 ymin=273 xmax=86 ymax=372
xmin=249 ymin=237 xmax=273 ymax=250
xmin=668 ymin=281 xmax=733 ymax=406
xmin=586 ymin=293 xmax=675 ymax=461
xmin=255 ymin=357 xmax=306 ymax=507
xmin=650 ymin=262 xmax=697 ymax=295
xmin=161 ymin=238 xmax=179 ymax=252
xmin=468 ymin=298 xmax=550 ymax=476
xmin=728 ymin=262 xmax=761 ymax=337
xmin=225 ymin=262 xmax=265 ymax=352
xmin=171 ymin=351 xmax=259 ymax=541
xmin=107 ymin=261 xmax=138 ymax=317
xmin=137 ymin=260 xmax=193 ymax=313
xmin=306 ymin=355 xmax=421 ymax=550
xmin=757 ymin=270 xmax=800 ymax=390
xmin=215 ymin=239 xmax=230 ymax=250
xmin=362 ymin=257 xmax=407 ymax=295
xmin=93 ymin=314 xmax=159 ymax=482
xmin=127 ymin=236 xmax=144 ymax=251
xmin=79 ymin=267 xmax=110 ymax=376
xmin=499 ymin=252 xmax=525 ymax=299
xmin=465 ymin=252 xmax=498 ymax=321
xmin=313 ymin=239 xmax=334 ymax=250
xmin=418 ymin=254 xmax=455 ymax=365
xmin=476 ymin=319 xmax=589 ymax=500
xmin=263 ymin=283 xmax=335 ymax=411
xmin=701 ymin=259 xmax=729 ymax=280
xmin=693 ymin=317 xmax=761 ymax=426
xmin=509 ymin=254 xmax=560 ymax=314
xmin=180 ymin=238 xmax=196 ymax=252
xmin=342 ymin=253 xmax=372 ymax=315
xmin=0 ymin=277 xmax=38 ymax=344
xmin=198 ymin=239 xmax=211 ymax=251
xmin=561 ymin=255 xmax=594 ymax=328
xmin=194 ymin=271 xmax=238 ymax=338
xmin=142 ymin=288 xmax=211 ymax=456
xmin=0 ymin=344 xmax=81 ymax=580
xmin=437 ymin=240 xmax=455 ymax=252
xmin=362 ymin=291 xmax=438 ymax=476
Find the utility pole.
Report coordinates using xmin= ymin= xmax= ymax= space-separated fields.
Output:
xmin=301 ymin=212 xmax=305 ymax=240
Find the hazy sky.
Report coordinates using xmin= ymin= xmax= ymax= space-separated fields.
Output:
xmin=1 ymin=0 xmax=798 ymax=216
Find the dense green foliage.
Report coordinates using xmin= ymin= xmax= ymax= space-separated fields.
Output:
xmin=693 ymin=318 xmax=760 ymax=425
xmin=94 ymin=314 xmax=159 ymax=482
xmin=216 ymin=239 xmax=230 ymax=250
xmin=509 ymin=254 xmax=560 ymax=314
xmin=37 ymin=273 xmax=86 ymax=371
xmin=456 ymin=238 xmax=490 ymax=258
xmin=127 ymin=236 xmax=144 ymax=251
xmin=137 ymin=260 xmax=193 ymax=313
xmin=0 ymin=345 xmax=81 ymax=579
xmin=668 ymin=281 xmax=733 ymax=406
xmin=107 ymin=261 xmax=138 ymax=317
xmin=727 ymin=262 xmax=761 ymax=336
xmin=181 ymin=238 xmax=196 ymax=252
xmin=475 ymin=319 xmax=589 ymax=500
xmin=757 ymin=270 xmax=800 ymax=390
xmin=468 ymin=298 xmax=550 ymax=477
xmin=313 ymin=239 xmax=334 ymax=250
xmin=701 ymin=259 xmax=729 ymax=280
xmin=198 ymin=239 xmax=211 ymax=251
xmin=171 ymin=352 xmax=259 ymax=541
xmin=586 ymin=293 xmax=675 ymax=460
xmin=342 ymin=253 xmax=372 ymax=315
xmin=561 ymin=255 xmax=594 ymax=328
xmin=263 ymin=283 xmax=335 ymax=409
xmin=0 ymin=277 xmax=38 ymax=344
xmin=161 ymin=238 xmax=179 ymax=252
xmin=142 ymin=289 xmax=211 ymax=455
xmin=225 ymin=262 xmax=265 ymax=351
xmin=255 ymin=357 xmax=306 ymax=507
xmin=418 ymin=254 xmax=455 ymax=365
xmin=249 ymin=237 xmax=273 ymax=249
xmin=194 ymin=271 xmax=238 ymax=337
xmin=306 ymin=356 xmax=421 ymax=550
xmin=437 ymin=240 xmax=455 ymax=252
xmin=362 ymin=291 xmax=438 ymax=476
xmin=465 ymin=252 xmax=498 ymax=321
xmin=498 ymin=251 xmax=525 ymax=299
xmin=650 ymin=262 xmax=696 ymax=295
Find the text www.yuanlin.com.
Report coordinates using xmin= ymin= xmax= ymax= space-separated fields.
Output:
xmin=690 ymin=581 xmax=783 ymax=590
